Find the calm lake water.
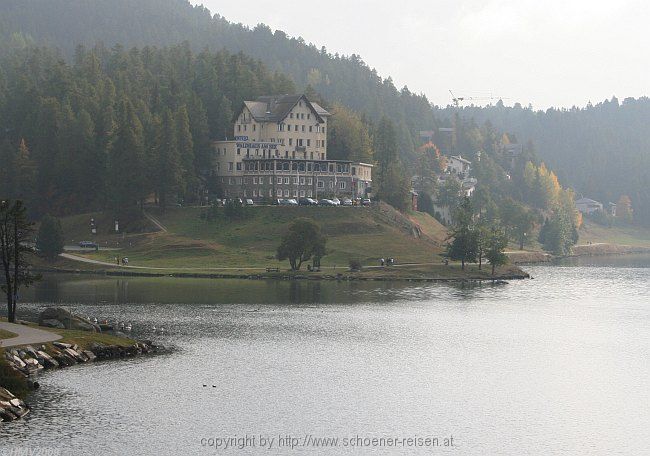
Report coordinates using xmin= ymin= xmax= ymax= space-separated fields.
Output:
xmin=2 ymin=256 xmax=650 ymax=455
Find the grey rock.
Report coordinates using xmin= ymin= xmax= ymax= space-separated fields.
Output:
xmin=38 ymin=307 xmax=101 ymax=332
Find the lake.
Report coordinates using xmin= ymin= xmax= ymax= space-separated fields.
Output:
xmin=2 ymin=256 xmax=649 ymax=455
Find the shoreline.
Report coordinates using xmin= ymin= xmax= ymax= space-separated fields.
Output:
xmin=507 ymin=243 xmax=650 ymax=265
xmin=1 ymin=323 xmax=163 ymax=423
xmin=33 ymin=266 xmax=531 ymax=283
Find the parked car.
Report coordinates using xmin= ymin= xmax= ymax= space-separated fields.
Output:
xmin=286 ymin=198 xmax=299 ymax=206
xmin=330 ymin=197 xmax=341 ymax=206
xmin=79 ymin=241 xmax=99 ymax=249
xmin=298 ymin=197 xmax=317 ymax=206
xmin=362 ymin=198 xmax=372 ymax=206
xmin=342 ymin=198 xmax=353 ymax=206
xmin=319 ymin=199 xmax=336 ymax=206
xmin=245 ymin=199 xmax=254 ymax=206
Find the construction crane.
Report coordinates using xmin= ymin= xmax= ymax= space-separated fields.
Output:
xmin=449 ymin=90 xmax=509 ymax=107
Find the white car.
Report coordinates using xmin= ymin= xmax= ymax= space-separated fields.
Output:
xmin=331 ymin=197 xmax=341 ymax=206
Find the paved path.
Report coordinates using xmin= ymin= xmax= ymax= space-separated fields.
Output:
xmin=60 ymin=252 xmax=441 ymax=272
xmin=0 ymin=322 xmax=62 ymax=348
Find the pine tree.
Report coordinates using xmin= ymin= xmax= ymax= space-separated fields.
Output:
xmin=107 ymin=98 xmax=146 ymax=219
xmin=36 ymin=215 xmax=64 ymax=260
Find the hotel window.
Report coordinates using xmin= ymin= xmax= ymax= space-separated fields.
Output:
xmin=269 ymin=189 xmax=273 ymax=197
xmin=307 ymin=163 xmax=312 ymax=171
xmin=253 ymin=124 xmax=256 ymax=132
xmin=253 ymin=177 xmax=257 ymax=184
xmin=302 ymin=125 xmax=305 ymax=132
xmin=252 ymin=190 xmax=257 ymax=197
xmin=309 ymin=126 xmax=313 ymax=132
xmin=243 ymin=190 xmax=247 ymax=197
xmin=293 ymin=190 xmax=298 ymax=197
xmin=307 ymin=114 xmax=311 ymax=120
xmin=290 ymin=113 xmax=294 ymax=119
xmin=284 ymin=190 xmax=290 ymax=197
xmin=301 ymin=114 xmax=305 ymax=119
xmin=236 ymin=163 xmax=242 ymax=171
xmin=284 ymin=177 xmax=290 ymax=184
xmin=243 ymin=178 xmax=248 ymax=185
xmin=293 ymin=177 xmax=299 ymax=184
xmin=322 ymin=127 xmax=326 ymax=134
xmin=237 ymin=125 xmax=241 ymax=132
xmin=259 ymin=179 xmax=263 ymax=186
xmin=339 ymin=182 xmax=346 ymax=189
xmin=229 ymin=178 xmax=234 ymax=185
xmin=300 ymin=177 xmax=305 ymax=185
xmin=329 ymin=181 xmax=334 ymax=189
xmin=237 ymin=148 xmax=241 ymax=155
xmin=244 ymin=125 xmax=247 ymax=131
xmin=300 ymin=190 xmax=306 ymax=197
xmin=308 ymin=178 xmax=313 ymax=185
xmin=289 ymin=138 xmax=293 ymax=146
xmin=307 ymin=139 xmax=311 ymax=147
xmin=228 ymin=162 xmax=233 ymax=171
xmin=295 ymin=125 xmax=299 ymax=132
xmin=277 ymin=177 xmax=283 ymax=184
xmin=277 ymin=189 xmax=283 ymax=197
xmin=298 ymin=139 xmax=304 ymax=146
xmin=317 ymin=180 xmax=324 ymax=189
xmin=237 ymin=178 xmax=242 ymax=184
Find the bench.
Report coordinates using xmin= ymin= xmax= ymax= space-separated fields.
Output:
xmin=265 ymin=267 xmax=280 ymax=273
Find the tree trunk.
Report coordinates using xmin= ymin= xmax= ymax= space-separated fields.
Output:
xmin=519 ymin=237 xmax=524 ymax=250
xmin=461 ymin=259 xmax=465 ymax=270
xmin=491 ymin=263 xmax=496 ymax=276
xmin=478 ymin=253 xmax=482 ymax=270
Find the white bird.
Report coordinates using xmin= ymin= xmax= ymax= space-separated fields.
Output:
xmin=118 ymin=322 xmax=125 ymax=331
xmin=152 ymin=325 xmax=156 ymax=332
xmin=92 ymin=317 xmax=98 ymax=324
xmin=125 ymin=323 xmax=132 ymax=331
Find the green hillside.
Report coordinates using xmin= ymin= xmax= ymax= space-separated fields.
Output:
xmin=61 ymin=204 xmax=449 ymax=270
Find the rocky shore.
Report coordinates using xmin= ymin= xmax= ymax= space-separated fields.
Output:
xmin=1 ymin=338 xmax=161 ymax=423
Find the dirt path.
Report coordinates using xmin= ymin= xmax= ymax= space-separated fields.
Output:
xmin=143 ymin=211 xmax=168 ymax=233
xmin=0 ymin=321 xmax=62 ymax=348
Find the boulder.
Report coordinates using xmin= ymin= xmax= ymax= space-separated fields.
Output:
xmin=38 ymin=307 xmax=101 ymax=332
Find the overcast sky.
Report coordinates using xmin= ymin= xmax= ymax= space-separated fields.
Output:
xmin=194 ymin=0 xmax=649 ymax=109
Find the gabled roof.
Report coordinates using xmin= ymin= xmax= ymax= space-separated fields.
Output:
xmin=575 ymin=197 xmax=602 ymax=205
xmin=450 ymin=155 xmax=472 ymax=165
xmin=238 ymin=94 xmax=330 ymax=123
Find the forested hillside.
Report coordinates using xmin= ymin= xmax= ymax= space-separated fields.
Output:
xmin=435 ymin=99 xmax=650 ymax=225
xmin=0 ymin=0 xmax=436 ymax=161
xmin=0 ymin=44 xmax=294 ymax=217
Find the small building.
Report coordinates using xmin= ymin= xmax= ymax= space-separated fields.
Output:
xmin=410 ymin=190 xmax=419 ymax=211
xmin=608 ymin=202 xmax=617 ymax=217
xmin=447 ymin=155 xmax=471 ymax=178
xmin=575 ymin=197 xmax=603 ymax=214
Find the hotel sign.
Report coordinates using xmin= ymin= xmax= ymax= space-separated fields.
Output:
xmin=236 ymin=141 xmax=279 ymax=150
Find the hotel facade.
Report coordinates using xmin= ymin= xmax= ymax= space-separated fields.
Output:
xmin=213 ymin=94 xmax=372 ymax=201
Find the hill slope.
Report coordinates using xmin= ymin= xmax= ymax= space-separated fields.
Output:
xmin=61 ymin=205 xmax=449 ymax=269
xmin=0 ymin=0 xmax=436 ymax=158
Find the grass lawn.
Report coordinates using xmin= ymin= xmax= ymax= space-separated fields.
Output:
xmin=578 ymin=220 xmax=650 ymax=247
xmin=0 ymin=317 xmax=136 ymax=350
xmin=0 ymin=328 xmax=17 ymax=340
xmin=64 ymin=205 xmax=450 ymax=270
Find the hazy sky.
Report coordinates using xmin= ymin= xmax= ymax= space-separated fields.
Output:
xmin=195 ymin=0 xmax=649 ymax=109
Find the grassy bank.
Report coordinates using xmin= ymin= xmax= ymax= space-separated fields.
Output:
xmin=60 ymin=204 xmax=450 ymax=269
xmin=0 ymin=328 xmax=17 ymax=340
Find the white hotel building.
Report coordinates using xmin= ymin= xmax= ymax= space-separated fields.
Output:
xmin=213 ymin=94 xmax=372 ymax=200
